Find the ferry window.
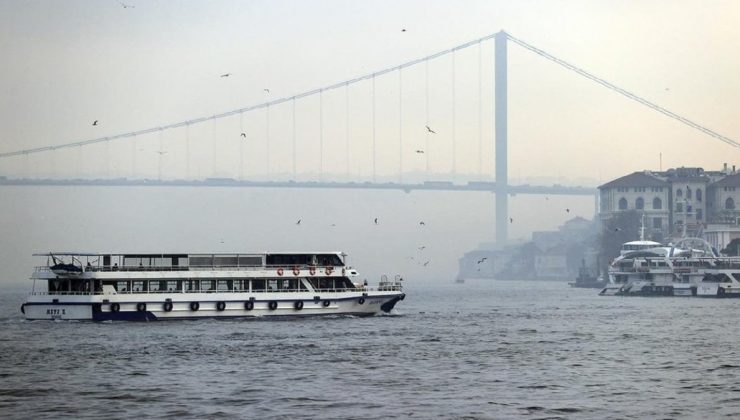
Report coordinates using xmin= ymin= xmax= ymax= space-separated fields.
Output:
xmin=238 ymin=256 xmax=262 ymax=267
xmin=184 ymin=280 xmax=198 ymax=291
xmin=618 ymin=198 xmax=628 ymax=210
xmin=217 ymin=280 xmax=230 ymax=291
xmin=214 ymin=256 xmax=238 ymax=267
xmin=268 ymin=279 xmax=278 ymax=291
xmin=190 ymin=255 xmax=213 ymax=267
xmin=201 ymin=280 xmax=214 ymax=291
xmin=635 ymin=197 xmax=644 ymax=210
xmin=116 ymin=281 xmax=129 ymax=292
xmin=317 ymin=254 xmax=343 ymax=266
xmin=167 ymin=281 xmax=178 ymax=291
xmin=132 ymin=281 xmax=145 ymax=292
xmin=251 ymin=279 xmax=266 ymax=291
xmin=653 ymin=197 xmax=662 ymax=210
xmin=232 ymin=279 xmax=243 ymax=291
xmin=149 ymin=281 xmax=161 ymax=292
xmin=266 ymin=254 xmax=310 ymax=266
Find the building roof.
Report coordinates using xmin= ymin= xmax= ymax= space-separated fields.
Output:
xmin=599 ymin=172 xmax=668 ymax=189
xmin=711 ymin=172 xmax=740 ymax=187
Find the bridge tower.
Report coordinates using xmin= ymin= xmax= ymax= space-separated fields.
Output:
xmin=495 ymin=30 xmax=508 ymax=243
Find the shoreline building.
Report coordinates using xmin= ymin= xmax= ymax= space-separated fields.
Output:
xmin=599 ymin=165 xmax=740 ymax=249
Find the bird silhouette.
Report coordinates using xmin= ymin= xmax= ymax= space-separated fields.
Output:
xmin=422 ymin=261 xmax=430 ymax=267
xmin=401 ymin=28 xmax=407 ymax=32
xmin=566 ymin=208 xmax=570 ymax=213
xmin=264 ymin=88 xmax=270 ymax=93
xmin=296 ymin=219 xmax=301 ymax=225
xmin=156 ymin=150 xmax=167 ymax=155
xmin=116 ymin=0 xmax=135 ymax=8
xmin=419 ymin=221 xmax=426 ymax=226
xmin=614 ymin=227 xmax=622 ymax=232
xmin=240 ymin=133 xmax=246 ymax=138
xmin=510 ymin=217 xmax=513 ymax=223
xmin=418 ymin=246 xmax=426 ymax=250
xmin=425 ymin=125 xmax=436 ymax=134
xmin=220 ymin=73 xmax=231 ymax=78
xmin=477 ymin=257 xmax=487 ymax=264
xmin=92 ymin=120 xmax=98 ymax=126
xmin=415 ymin=150 xmax=424 ymax=154
xmin=374 ymin=218 xmax=378 ymax=225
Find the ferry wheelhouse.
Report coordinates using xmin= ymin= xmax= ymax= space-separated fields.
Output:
xmin=21 ymin=252 xmax=405 ymax=321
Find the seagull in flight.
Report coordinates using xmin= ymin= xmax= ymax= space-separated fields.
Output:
xmin=425 ymin=125 xmax=436 ymax=134
xmin=401 ymin=28 xmax=407 ymax=32
xmin=296 ymin=219 xmax=301 ymax=225
xmin=156 ymin=150 xmax=167 ymax=155
xmin=220 ymin=73 xmax=231 ymax=78
xmin=422 ymin=261 xmax=430 ymax=267
xmin=263 ymin=88 xmax=270 ymax=93
xmin=566 ymin=208 xmax=570 ymax=213
xmin=418 ymin=246 xmax=426 ymax=250
xmin=374 ymin=218 xmax=378 ymax=225
xmin=415 ymin=150 xmax=425 ymax=154
xmin=510 ymin=217 xmax=514 ymax=223
xmin=92 ymin=120 xmax=98 ymax=126
xmin=614 ymin=227 xmax=622 ymax=232
xmin=419 ymin=221 xmax=426 ymax=226
xmin=116 ymin=0 xmax=135 ymax=8
xmin=477 ymin=257 xmax=487 ymax=264
xmin=240 ymin=132 xmax=247 ymax=138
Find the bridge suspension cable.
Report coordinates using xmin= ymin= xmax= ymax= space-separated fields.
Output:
xmin=506 ymin=33 xmax=740 ymax=149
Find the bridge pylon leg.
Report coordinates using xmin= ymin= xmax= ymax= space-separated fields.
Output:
xmin=495 ymin=30 xmax=508 ymax=243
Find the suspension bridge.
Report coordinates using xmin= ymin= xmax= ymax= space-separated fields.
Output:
xmin=1 ymin=31 xmax=737 ymax=242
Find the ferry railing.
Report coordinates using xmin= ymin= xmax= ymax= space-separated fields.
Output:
xmin=34 ymin=264 xmax=350 ymax=273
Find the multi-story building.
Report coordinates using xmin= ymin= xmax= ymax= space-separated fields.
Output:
xmin=599 ymin=164 xmax=740 ymax=247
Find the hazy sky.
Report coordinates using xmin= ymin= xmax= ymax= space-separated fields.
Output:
xmin=1 ymin=0 xmax=739 ymax=184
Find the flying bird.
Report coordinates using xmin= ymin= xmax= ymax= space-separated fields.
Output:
xmin=116 ymin=0 xmax=135 ymax=8
xmin=263 ymin=88 xmax=270 ymax=93
xmin=374 ymin=218 xmax=378 ymax=225
xmin=477 ymin=257 xmax=487 ymax=264
xmin=422 ymin=261 xmax=430 ymax=267
xmin=220 ymin=73 xmax=231 ymax=78
xmin=425 ymin=125 xmax=436 ymax=134
xmin=566 ymin=208 xmax=570 ymax=213
xmin=415 ymin=150 xmax=425 ymax=154
xmin=614 ymin=227 xmax=622 ymax=232
xmin=418 ymin=246 xmax=426 ymax=250
xmin=510 ymin=217 xmax=514 ymax=223
xmin=296 ymin=219 xmax=301 ymax=225
xmin=401 ymin=28 xmax=407 ymax=32
xmin=240 ymin=133 xmax=247 ymax=138
xmin=419 ymin=221 xmax=426 ymax=226
xmin=92 ymin=120 xmax=98 ymax=126
xmin=156 ymin=150 xmax=167 ymax=155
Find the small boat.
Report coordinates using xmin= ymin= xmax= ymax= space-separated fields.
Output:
xmin=21 ymin=251 xmax=405 ymax=321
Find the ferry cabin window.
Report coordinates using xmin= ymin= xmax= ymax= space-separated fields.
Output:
xmin=190 ymin=255 xmax=213 ymax=268
xmin=167 ymin=281 xmax=178 ymax=291
xmin=214 ymin=256 xmax=238 ymax=267
xmin=266 ymin=254 xmax=311 ymax=266
xmin=132 ymin=281 xmax=145 ymax=292
xmin=238 ymin=256 xmax=262 ymax=267
xmin=217 ymin=280 xmax=230 ymax=291
xmin=251 ymin=279 xmax=266 ymax=291
xmin=201 ymin=280 xmax=215 ymax=291
xmin=149 ymin=281 xmax=161 ymax=292
xmin=233 ymin=279 xmax=245 ymax=291
xmin=116 ymin=281 xmax=129 ymax=292
xmin=268 ymin=279 xmax=278 ymax=291
xmin=317 ymin=254 xmax=343 ymax=266
xmin=184 ymin=280 xmax=198 ymax=292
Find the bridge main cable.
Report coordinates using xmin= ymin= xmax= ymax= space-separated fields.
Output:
xmin=506 ymin=33 xmax=740 ymax=149
xmin=0 ymin=33 xmax=498 ymax=159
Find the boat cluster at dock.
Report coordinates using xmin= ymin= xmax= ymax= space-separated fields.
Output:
xmin=21 ymin=251 xmax=405 ymax=321
xmin=600 ymin=238 xmax=740 ymax=298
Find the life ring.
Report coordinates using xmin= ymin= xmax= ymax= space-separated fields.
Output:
xmin=137 ymin=302 xmax=147 ymax=312
xmin=277 ymin=267 xmax=284 ymax=276
xmin=268 ymin=301 xmax=278 ymax=310
xmin=292 ymin=266 xmax=300 ymax=276
xmin=309 ymin=266 xmax=316 ymax=276
xmin=325 ymin=266 xmax=333 ymax=275
xmin=322 ymin=300 xmax=331 ymax=307
xmin=163 ymin=301 xmax=173 ymax=312
xmin=244 ymin=301 xmax=254 ymax=311
xmin=358 ymin=297 xmax=365 ymax=305
xmin=294 ymin=301 xmax=304 ymax=310
xmin=110 ymin=302 xmax=120 ymax=312
xmin=190 ymin=302 xmax=199 ymax=311
xmin=216 ymin=301 xmax=226 ymax=311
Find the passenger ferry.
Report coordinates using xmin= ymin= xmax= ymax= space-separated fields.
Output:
xmin=21 ymin=252 xmax=405 ymax=320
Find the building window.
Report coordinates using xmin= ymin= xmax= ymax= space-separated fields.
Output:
xmin=653 ymin=197 xmax=662 ymax=210
xmin=636 ymin=197 xmax=644 ymax=210
xmin=696 ymin=189 xmax=702 ymax=202
xmin=697 ymin=209 xmax=703 ymax=220
xmin=686 ymin=187 xmax=692 ymax=200
xmin=676 ymin=202 xmax=683 ymax=212
xmin=653 ymin=218 xmax=662 ymax=229
xmin=618 ymin=198 xmax=628 ymax=210
xmin=727 ymin=197 xmax=736 ymax=210
xmin=676 ymin=189 xmax=683 ymax=198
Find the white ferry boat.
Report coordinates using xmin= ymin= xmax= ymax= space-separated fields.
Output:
xmin=21 ymin=252 xmax=405 ymax=321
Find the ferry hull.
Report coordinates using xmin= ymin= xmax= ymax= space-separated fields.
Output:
xmin=22 ymin=292 xmax=405 ymax=321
